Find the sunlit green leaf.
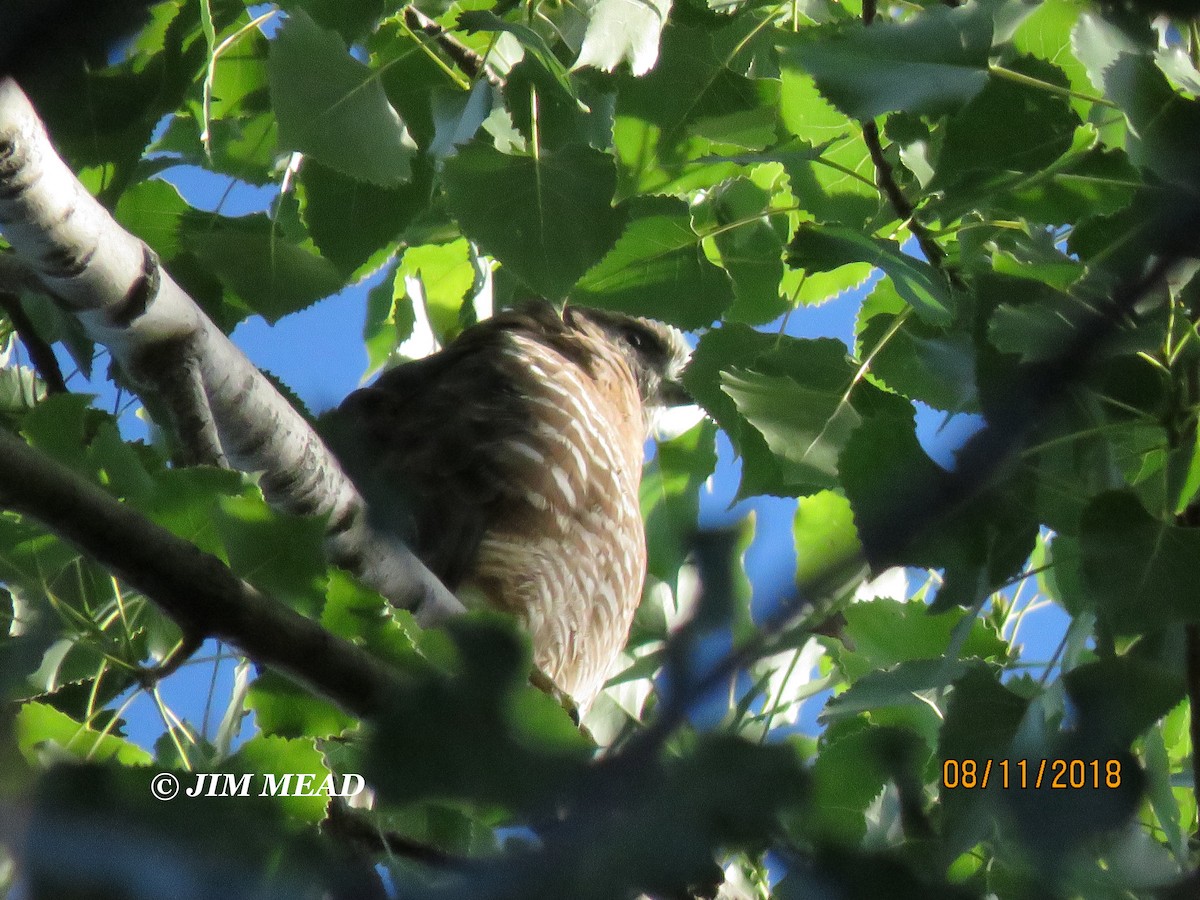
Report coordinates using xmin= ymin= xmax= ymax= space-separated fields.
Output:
xmin=16 ymin=702 xmax=152 ymax=766
xmin=575 ymin=196 xmax=733 ymax=328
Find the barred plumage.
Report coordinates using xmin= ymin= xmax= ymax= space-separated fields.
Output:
xmin=334 ymin=303 xmax=689 ymax=708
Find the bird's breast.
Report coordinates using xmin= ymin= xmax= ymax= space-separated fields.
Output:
xmin=466 ymin=332 xmax=648 ymax=706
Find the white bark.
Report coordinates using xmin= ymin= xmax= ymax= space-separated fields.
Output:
xmin=0 ymin=77 xmax=462 ymax=620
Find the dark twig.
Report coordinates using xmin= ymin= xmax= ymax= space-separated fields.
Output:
xmin=0 ymin=426 xmax=413 ymax=721
xmin=861 ymin=121 xmax=948 ymax=274
xmin=403 ymin=6 xmax=503 ymax=87
xmin=135 ymin=631 xmax=203 ymax=689
xmin=858 ymin=2 xmax=949 ymax=277
xmin=0 ymin=291 xmax=68 ymax=394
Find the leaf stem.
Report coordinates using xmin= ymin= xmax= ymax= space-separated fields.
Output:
xmin=989 ymin=64 xmax=1120 ymax=109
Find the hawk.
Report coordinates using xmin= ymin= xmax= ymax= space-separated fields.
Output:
xmin=334 ymin=303 xmax=690 ymax=709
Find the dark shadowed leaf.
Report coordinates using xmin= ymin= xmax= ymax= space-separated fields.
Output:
xmin=269 ymin=10 xmax=416 ymax=184
xmin=789 ymin=224 xmax=955 ymax=324
xmin=778 ymin=4 xmax=992 ymax=119
xmin=444 ymin=143 xmax=625 ymax=300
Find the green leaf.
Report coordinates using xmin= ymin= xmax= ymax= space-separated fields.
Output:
xmin=1142 ymin=725 xmax=1186 ymax=863
xmin=720 ymin=367 xmax=858 ymax=493
xmin=183 ymin=213 xmax=345 ymax=323
xmin=1080 ymin=491 xmax=1200 ymax=633
xmin=685 ymin=326 xmax=902 ymax=498
xmin=457 ymin=11 xmax=576 ymax=101
xmin=824 ymin=657 xmax=973 ymax=720
xmin=19 ymin=393 xmax=99 ymax=476
xmin=994 ymin=135 xmax=1139 ymax=225
xmin=190 ymin=20 xmax=278 ymax=183
xmin=247 ymin=671 xmax=357 ymax=739
xmin=504 ymin=60 xmax=615 ymax=154
xmin=300 ymin=158 xmax=433 ymax=275
xmin=840 ymin=415 xmax=1037 ymax=610
xmin=371 ymin=18 xmax=465 ymax=151
xmin=114 ymin=178 xmax=189 ymax=260
xmin=720 ymin=336 xmax=910 ymax=495
xmin=936 ymin=668 xmax=1030 ymax=858
xmin=837 ymin=598 xmax=1008 ymax=681
xmin=1072 ymin=12 xmax=1200 ymax=187
xmin=575 ymin=196 xmax=733 ymax=329
xmin=1063 ymin=656 xmax=1184 ymax=747
xmin=360 ymin=270 xmax=408 ymax=377
xmin=988 ymin=289 xmax=1091 ymax=363
xmin=275 ymin=0 xmax=385 ymax=42
xmin=16 ymin=702 xmax=152 ymax=766
xmin=212 ymin=495 xmax=328 ymax=616
xmin=934 ymin=56 xmax=1080 ymax=189
xmin=777 ymin=67 xmax=880 ymax=227
xmin=783 ymin=261 xmax=875 ymax=308
xmin=794 ymin=491 xmax=866 ymax=599
xmin=855 ymin=278 xmax=978 ymax=411
xmin=229 ymin=735 xmax=331 ymax=822
xmin=1011 ymin=0 xmax=1094 ymax=118
xmin=788 ymin=224 xmax=954 ymax=325
xmin=397 ymin=239 xmax=477 ymax=342
xmin=806 ymin=723 xmax=929 ymax=847
xmin=443 ymin=143 xmax=624 ymax=300
xmin=641 ymin=421 xmax=719 ymax=584
xmin=778 ymin=4 xmax=992 ymax=120
xmin=320 ymin=570 xmax=424 ymax=671
xmin=613 ymin=19 xmax=777 ymax=196
xmin=703 ymin=178 xmax=788 ymax=325
xmin=132 ymin=467 xmax=251 ymax=558
xmin=366 ymin=614 xmax=591 ymax=812
xmin=269 ymin=10 xmax=416 ymax=185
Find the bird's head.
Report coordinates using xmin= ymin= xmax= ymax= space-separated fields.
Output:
xmin=565 ymin=307 xmax=692 ymax=415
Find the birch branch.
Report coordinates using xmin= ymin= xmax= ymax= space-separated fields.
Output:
xmin=0 ymin=76 xmax=463 ymax=621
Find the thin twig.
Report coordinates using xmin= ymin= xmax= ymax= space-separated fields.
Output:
xmin=403 ymin=6 xmax=503 ymax=87
xmin=858 ymin=1 xmax=949 ymax=276
xmin=135 ymin=632 xmax=203 ymax=688
xmin=0 ymin=291 xmax=68 ymax=393
xmin=861 ymin=120 xmax=948 ymax=273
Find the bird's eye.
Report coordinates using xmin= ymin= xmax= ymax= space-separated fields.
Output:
xmin=620 ymin=326 xmax=649 ymax=352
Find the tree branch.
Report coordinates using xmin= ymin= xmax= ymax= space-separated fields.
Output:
xmin=404 ymin=7 xmax=503 ymax=87
xmin=857 ymin=3 xmax=947 ymax=276
xmin=0 ymin=290 xmax=67 ymax=394
xmin=0 ymin=76 xmax=463 ymax=621
xmin=860 ymin=121 xmax=947 ymax=273
xmin=0 ymin=426 xmax=409 ymax=720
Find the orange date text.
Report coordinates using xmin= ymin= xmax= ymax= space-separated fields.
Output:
xmin=941 ymin=758 xmax=1122 ymax=790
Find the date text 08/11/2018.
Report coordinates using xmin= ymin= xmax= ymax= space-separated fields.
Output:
xmin=941 ymin=758 xmax=1122 ymax=790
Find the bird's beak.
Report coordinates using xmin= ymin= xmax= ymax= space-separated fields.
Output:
xmin=660 ymin=378 xmax=692 ymax=407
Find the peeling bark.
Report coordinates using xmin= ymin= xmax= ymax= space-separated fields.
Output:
xmin=0 ymin=76 xmax=463 ymax=621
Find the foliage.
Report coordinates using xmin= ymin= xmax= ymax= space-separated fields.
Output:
xmin=2 ymin=0 xmax=1200 ymax=896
